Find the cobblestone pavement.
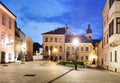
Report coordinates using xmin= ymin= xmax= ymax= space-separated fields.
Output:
xmin=0 ymin=61 xmax=120 ymax=83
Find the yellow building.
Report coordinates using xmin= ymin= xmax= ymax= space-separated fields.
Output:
xmin=15 ymin=26 xmax=26 ymax=62
xmin=102 ymin=0 xmax=120 ymax=72
xmin=97 ymin=40 xmax=103 ymax=67
xmin=42 ymin=24 xmax=99 ymax=65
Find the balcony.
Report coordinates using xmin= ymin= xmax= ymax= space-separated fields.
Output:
xmin=109 ymin=34 xmax=120 ymax=47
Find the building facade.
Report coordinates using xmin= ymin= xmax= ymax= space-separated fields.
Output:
xmin=97 ymin=40 xmax=103 ymax=67
xmin=0 ymin=2 xmax=16 ymax=63
xmin=42 ymin=25 xmax=98 ymax=65
xmin=26 ymin=36 xmax=33 ymax=61
xmin=102 ymin=0 xmax=120 ymax=72
xmin=15 ymin=26 xmax=26 ymax=62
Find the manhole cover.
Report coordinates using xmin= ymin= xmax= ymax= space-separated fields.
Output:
xmin=24 ymin=74 xmax=36 ymax=77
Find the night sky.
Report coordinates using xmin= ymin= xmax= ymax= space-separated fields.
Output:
xmin=2 ymin=0 xmax=106 ymax=44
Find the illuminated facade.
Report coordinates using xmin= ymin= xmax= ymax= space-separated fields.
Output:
xmin=102 ymin=0 xmax=120 ymax=72
xmin=0 ymin=2 xmax=16 ymax=63
xmin=15 ymin=26 xmax=26 ymax=62
xmin=42 ymin=25 xmax=98 ymax=65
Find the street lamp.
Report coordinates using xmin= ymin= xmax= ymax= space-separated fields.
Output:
xmin=72 ymin=38 xmax=79 ymax=70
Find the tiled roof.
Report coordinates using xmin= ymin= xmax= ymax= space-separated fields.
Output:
xmin=42 ymin=28 xmax=67 ymax=34
xmin=65 ymin=35 xmax=92 ymax=43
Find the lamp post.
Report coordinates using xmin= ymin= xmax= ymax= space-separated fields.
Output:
xmin=72 ymin=38 xmax=79 ymax=70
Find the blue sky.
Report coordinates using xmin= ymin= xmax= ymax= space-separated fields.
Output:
xmin=2 ymin=0 xmax=106 ymax=44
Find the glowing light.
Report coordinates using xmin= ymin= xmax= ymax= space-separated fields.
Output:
xmin=72 ymin=38 xmax=79 ymax=46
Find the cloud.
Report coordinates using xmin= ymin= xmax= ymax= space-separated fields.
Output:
xmin=20 ymin=21 xmax=64 ymax=44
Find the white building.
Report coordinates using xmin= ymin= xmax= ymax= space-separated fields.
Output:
xmin=102 ymin=0 xmax=120 ymax=72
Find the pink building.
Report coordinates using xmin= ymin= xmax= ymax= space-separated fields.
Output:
xmin=0 ymin=2 xmax=16 ymax=63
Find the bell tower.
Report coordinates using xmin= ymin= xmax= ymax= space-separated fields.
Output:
xmin=86 ymin=24 xmax=92 ymax=40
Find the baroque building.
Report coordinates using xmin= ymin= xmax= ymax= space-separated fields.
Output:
xmin=102 ymin=0 xmax=120 ymax=72
xmin=42 ymin=24 xmax=98 ymax=65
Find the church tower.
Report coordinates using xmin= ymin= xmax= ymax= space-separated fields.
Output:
xmin=86 ymin=24 xmax=92 ymax=40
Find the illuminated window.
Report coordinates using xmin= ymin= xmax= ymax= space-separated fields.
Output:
xmin=2 ymin=16 xmax=6 ymax=26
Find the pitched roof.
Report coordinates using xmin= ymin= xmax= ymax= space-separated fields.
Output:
xmin=42 ymin=28 xmax=67 ymax=35
xmin=65 ymin=35 xmax=92 ymax=43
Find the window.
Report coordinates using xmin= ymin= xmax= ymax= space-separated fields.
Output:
xmin=86 ymin=47 xmax=88 ymax=51
xmin=59 ymin=38 xmax=62 ymax=42
xmin=55 ymin=37 xmax=57 ymax=42
xmin=110 ymin=52 xmax=112 ymax=62
xmin=45 ymin=46 xmax=48 ymax=52
xmin=8 ymin=35 xmax=12 ymax=43
xmin=77 ymin=47 xmax=79 ymax=51
xmin=109 ymin=20 xmax=114 ymax=37
xmin=1 ymin=32 xmax=5 ymax=43
xmin=45 ymin=37 xmax=48 ymax=42
xmin=50 ymin=46 xmax=53 ymax=51
xmin=81 ymin=56 xmax=83 ymax=60
xmin=109 ymin=0 xmax=115 ymax=9
xmin=116 ymin=17 xmax=120 ymax=34
xmin=50 ymin=37 xmax=53 ymax=42
xmin=86 ymin=56 xmax=88 ymax=60
xmin=9 ymin=21 xmax=12 ymax=29
xmin=81 ymin=47 xmax=84 ymax=51
xmin=67 ymin=47 xmax=70 ymax=51
xmin=59 ymin=46 xmax=62 ymax=52
xmin=115 ymin=50 xmax=117 ymax=62
xmin=2 ymin=16 xmax=6 ymax=26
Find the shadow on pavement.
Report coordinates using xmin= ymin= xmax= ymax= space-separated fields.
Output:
xmin=48 ymin=68 xmax=74 ymax=83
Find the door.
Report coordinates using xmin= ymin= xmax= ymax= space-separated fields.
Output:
xmin=1 ymin=52 xmax=5 ymax=64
